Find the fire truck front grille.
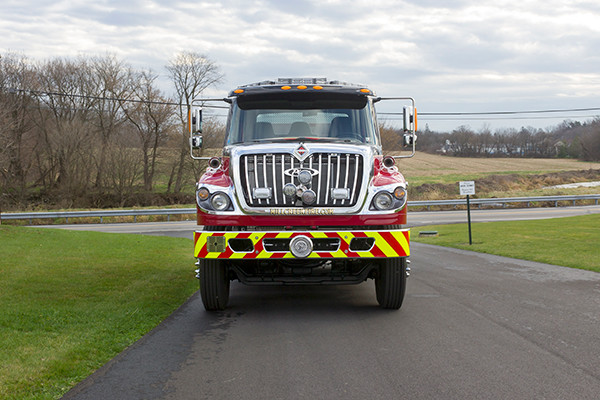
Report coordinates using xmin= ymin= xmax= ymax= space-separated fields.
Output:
xmin=239 ymin=153 xmax=364 ymax=207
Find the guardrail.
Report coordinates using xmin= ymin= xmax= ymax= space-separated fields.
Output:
xmin=0 ymin=208 xmax=196 ymax=224
xmin=409 ymin=194 xmax=600 ymax=210
xmin=1 ymin=194 xmax=599 ymax=224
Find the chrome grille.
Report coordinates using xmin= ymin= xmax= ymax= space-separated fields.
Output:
xmin=240 ymin=153 xmax=364 ymax=207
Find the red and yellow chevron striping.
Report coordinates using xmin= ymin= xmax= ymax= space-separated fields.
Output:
xmin=194 ymin=229 xmax=410 ymax=259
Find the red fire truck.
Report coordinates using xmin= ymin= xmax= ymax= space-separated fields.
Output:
xmin=190 ymin=78 xmax=416 ymax=311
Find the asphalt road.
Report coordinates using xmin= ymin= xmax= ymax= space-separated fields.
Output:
xmin=62 ymin=245 xmax=600 ymax=399
xmin=61 ymin=207 xmax=600 ymax=399
xmin=44 ymin=204 xmax=600 ymax=239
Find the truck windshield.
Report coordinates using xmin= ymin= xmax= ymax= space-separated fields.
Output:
xmin=226 ymin=92 xmax=377 ymax=145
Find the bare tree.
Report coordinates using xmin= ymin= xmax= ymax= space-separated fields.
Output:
xmin=123 ymin=70 xmax=175 ymax=191
xmin=33 ymin=56 xmax=98 ymax=204
xmin=89 ymin=54 xmax=132 ymax=189
xmin=449 ymin=125 xmax=476 ymax=156
xmin=104 ymin=132 xmax=143 ymax=207
xmin=166 ymin=52 xmax=223 ymax=193
xmin=579 ymin=119 xmax=600 ymax=161
xmin=0 ymin=53 xmax=38 ymax=208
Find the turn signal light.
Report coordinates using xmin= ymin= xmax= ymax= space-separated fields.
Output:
xmin=394 ymin=187 xmax=406 ymax=200
xmin=197 ymin=187 xmax=209 ymax=201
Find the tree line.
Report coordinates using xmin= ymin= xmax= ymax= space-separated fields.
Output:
xmin=411 ymin=120 xmax=600 ymax=160
xmin=0 ymin=51 xmax=224 ymax=210
xmin=2 ymin=50 xmax=598 ymax=211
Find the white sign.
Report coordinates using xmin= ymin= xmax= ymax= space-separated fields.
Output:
xmin=459 ymin=181 xmax=476 ymax=196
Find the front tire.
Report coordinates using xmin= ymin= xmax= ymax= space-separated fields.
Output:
xmin=199 ymin=259 xmax=230 ymax=311
xmin=375 ymin=257 xmax=407 ymax=309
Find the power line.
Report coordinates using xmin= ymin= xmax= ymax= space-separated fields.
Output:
xmin=380 ymin=107 xmax=600 ymax=116
xmin=380 ymin=115 xmax=600 ymax=121
xmin=8 ymin=88 xmax=230 ymax=109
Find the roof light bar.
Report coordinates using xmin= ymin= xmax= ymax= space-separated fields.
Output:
xmin=278 ymin=77 xmax=327 ymax=85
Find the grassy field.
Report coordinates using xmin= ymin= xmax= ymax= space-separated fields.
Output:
xmin=0 ymin=226 xmax=197 ymax=400
xmin=392 ymin=152 xmax=600 ymax=201
xmin=411 ymin=214 xmax=600 ymax=273
xmin=399 ymin=152 xmax=600 ymax=182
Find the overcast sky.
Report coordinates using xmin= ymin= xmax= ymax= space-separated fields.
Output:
xmin=2 ymin=0 xmax=600 ymax=131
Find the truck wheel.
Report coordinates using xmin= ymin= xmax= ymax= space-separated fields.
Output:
xmin=375 ymin=257 xmax=407 ymax=309
xmin=199 ymin=259 xmax=230 ymax=311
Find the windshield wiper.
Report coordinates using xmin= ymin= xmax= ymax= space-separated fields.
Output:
xmin=284 ymin=137 xmax=327 ymax=142
xmin=237 ymin=137 xmax=365 ymax=145
xmin=262 ymin=137 xmax=328 ymax=143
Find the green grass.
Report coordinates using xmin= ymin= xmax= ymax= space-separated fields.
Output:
xmin=0 ymin=226 xmax=197 ymax=399
xmin=411 ymin=214 xmax=600 ymax=272
xmin=1 ymin=215 xmax=599 ymax=398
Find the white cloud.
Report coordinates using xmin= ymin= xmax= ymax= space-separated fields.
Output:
xmin=1 ymin=0 xmax=599 ymax=130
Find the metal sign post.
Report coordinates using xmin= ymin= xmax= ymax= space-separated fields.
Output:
xmin=466 ymin=194 xmax=472 ymax=245
xmin=459 ymin=181 xmax=475 ymax=245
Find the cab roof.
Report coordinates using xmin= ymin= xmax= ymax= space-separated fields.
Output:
xmin=229 ymin=78 xmax=375 ymax=97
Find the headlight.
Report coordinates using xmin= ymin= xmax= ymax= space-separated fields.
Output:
xmin=373 ymin=191 xmax=394 ymax=210
xmin=210 ymin=192 xmax=231 ymax=211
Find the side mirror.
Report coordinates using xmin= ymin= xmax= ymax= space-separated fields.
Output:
xmin=192 ymin=108 xmax=203 ymax=133
xmin=377 ymin=96 xmax=417 ymax=159
xmin=403 ymin=133 xmax=416 ymax=147
xmin=403 ymin=106 xmax=415 ymax=132
xmin=191 ymin=135 xmax=203 ymax=149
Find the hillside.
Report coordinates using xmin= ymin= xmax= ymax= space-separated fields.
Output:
xmin=399 ymin=152 xmax=600 ymax=179
xmin=398 ymin=152 xmax=600 ymax=200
